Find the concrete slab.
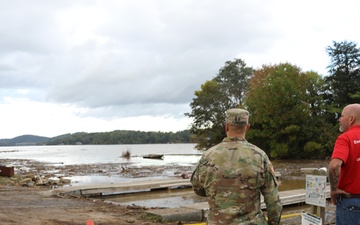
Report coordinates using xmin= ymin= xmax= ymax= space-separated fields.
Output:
xmin=146 ymin=186 xmax=331 ymax=222
xmin=145 ymin=207 xmax=204 ymax=222
xmin=57 ymin=178 xmax=192 ymax=196
xmin=56 ymin=175 xmax=281 ymax=197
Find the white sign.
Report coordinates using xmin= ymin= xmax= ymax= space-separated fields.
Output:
xmin=301 ymin=212 xmax=322 ymax=225
xmin=305 ymin=175 xmax=327 ymax=207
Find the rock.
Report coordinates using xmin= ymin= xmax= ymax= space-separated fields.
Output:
xmin=22 ymin=181 xmax=35 ymax=187
xmin=20 ymin=178 xmax=32 ymax=184
xmin=25 ymin=174 xmax=34 ymax=179
xmin=48 ymin=177 xmax=60 ymax=185
xmin=60 ymin=178 xmax=71 ymax=185
xmin=35 ymin=176 xmax=44 ymax=185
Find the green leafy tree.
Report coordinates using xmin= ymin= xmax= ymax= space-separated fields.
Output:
xmin=186 ymin=58 xmax=253 ymax=150
xmin=325 ymin=41 xmax=360 ymax=112
xmin=245 ymin=63 xmax=327 ymax=159
xmin=46 ymin=130 xmax=191 ymax=145
xmin=185 ymin=80 xmax=229 ymax=150
xmin=214 ymin=58 xmax=253 ymax=106
xmin=303 ymin=71 xmax=338 ymax=157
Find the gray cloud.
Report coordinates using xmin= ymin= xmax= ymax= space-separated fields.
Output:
xmin=2 ymin=0 xmax=352 ymax=122
xmin=40 ymin=1 xmax=279 ymax=114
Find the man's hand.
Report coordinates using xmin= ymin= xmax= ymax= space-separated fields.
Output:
xmin=330 ymin=188 xmax=349 ymax=205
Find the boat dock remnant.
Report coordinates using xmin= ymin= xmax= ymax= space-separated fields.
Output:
xmin=59 ymin=178 xmax=192 ymax=196
xmin=144 ymin=185 xmax=330 ymax=222
xmin=58 ymin=172 xmax=281 ymax=197
xmin=54 ymin=175 xmax=329 ymax=223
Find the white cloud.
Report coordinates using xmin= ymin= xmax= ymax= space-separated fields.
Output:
xmin=0 ymin=97 xmax=191 ymax=138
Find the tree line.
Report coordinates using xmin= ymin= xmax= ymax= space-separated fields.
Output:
xmin=45 ymin=130 xmax=192 ymax=145
xmin=186 ymin=40 xmax=360 ymax=159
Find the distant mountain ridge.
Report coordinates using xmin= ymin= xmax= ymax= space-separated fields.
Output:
xmin=0 ymin=135 xmax=50 ymax=146
xmin=0 ymin=130 xmax=191 ymax=146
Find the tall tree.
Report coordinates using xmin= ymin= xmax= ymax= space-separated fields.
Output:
xmin=325 ymin=41 xmax=360 ymax=112
xmin=185 ymin=80 xmax=229 ymax=149
xmin=244 ymin=63 xmax=327 ymax=159
xmin=185 ymin=58 xmax=253 ymax=150
xmin=213 ymin=58 xmax=253 ymax=107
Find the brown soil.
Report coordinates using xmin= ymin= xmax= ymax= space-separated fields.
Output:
xmin=0 ymin=158 xmax=334 ymax=225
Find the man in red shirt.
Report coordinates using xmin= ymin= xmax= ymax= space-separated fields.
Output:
xmin=329 ymin=103 xmax=360 ymax=225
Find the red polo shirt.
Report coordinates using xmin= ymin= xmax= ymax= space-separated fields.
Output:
xmin=331 ymin=125 xmax=360 ymax=194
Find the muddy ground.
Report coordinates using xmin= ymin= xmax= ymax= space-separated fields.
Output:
xmin=0 ymin=158 xmax=335 ymax=225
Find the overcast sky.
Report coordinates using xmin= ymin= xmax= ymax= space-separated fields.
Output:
xmin=0 ymin=0 xmax=359 ymax=139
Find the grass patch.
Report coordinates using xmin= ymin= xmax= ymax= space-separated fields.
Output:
xmin=0 ymin=175 xmax=24 ymax=186
xmin=141 ymin=212 xmax=163 ymax=222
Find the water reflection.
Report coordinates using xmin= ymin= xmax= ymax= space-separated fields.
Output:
xmin=99 ymin=189 xmax=205 ymax=208
xmin=279 ymin=179 xmax=305 ymax=192
xmin=99 ymin=178 xmax=308 ymax=209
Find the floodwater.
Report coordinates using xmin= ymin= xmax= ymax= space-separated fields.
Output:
xmin=0 ymin=143 xmax=201 ymax=166
xmin=279 ymin=179 xmax=305 ymax=191
xmin=100 ymin=188 xmax=206 ymax=209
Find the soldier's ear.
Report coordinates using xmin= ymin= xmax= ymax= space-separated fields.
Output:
xmin=246 ymin=124 xmax=250 ymax=132
xmin=225 ymin=123 xmax=229 ymax=132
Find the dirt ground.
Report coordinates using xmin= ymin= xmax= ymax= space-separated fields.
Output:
xmin=0 ymin=158 xmax=334 ymax=225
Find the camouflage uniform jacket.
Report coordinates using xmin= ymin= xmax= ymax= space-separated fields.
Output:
xmin=191 ymin=137 xmax=282 ymax=225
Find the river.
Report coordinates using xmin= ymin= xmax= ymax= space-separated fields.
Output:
xmin=0 ymin=143 xmax=201 ymax=166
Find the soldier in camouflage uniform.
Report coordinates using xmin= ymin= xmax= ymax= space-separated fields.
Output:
xmin=191 ymin=108 xmax=282 ymax=225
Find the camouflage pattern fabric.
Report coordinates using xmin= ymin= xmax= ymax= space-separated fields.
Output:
xmin=225 ymin=108 xmax=249 ymax=125
xmin=191 ymin=137 xmax=282 ymax=225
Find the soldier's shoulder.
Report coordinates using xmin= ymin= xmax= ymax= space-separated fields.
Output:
xmin=246 ymin=142 xmax=269 ymax=158
xmin=203 ymin=143 xmax=224 ymax=155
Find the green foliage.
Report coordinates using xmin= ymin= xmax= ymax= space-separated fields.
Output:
xmin=46 ymin=130 xmax=192 ymax=145
xmin=213 ymin=58 xmax=253 ymax=107
xmin=186 ymin=40 xmax=359 ymax=160
xmin=325 ymin=40 xmax=360 ymax=111
xmin=185 ymin=80 xmax=228 ymax=149
xmin=244 ymin=63 xmax=327 ymax=159
xmin=185 ymin=58 xmax=253 ymax=150
xmin=303 ymin=141 xmax=322 ymax=154
xmin=269 ymin=142 xmax=288 ymax=159
xmin=0 ymin=135 xmax=50 ymax=146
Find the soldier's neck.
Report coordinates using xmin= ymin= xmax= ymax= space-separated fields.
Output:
xmin=226 ymin=131 xmax=245 ymax=139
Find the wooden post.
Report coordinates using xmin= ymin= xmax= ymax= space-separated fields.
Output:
xmin=310 ymin=205 xmax=325 ymax=225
